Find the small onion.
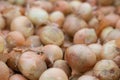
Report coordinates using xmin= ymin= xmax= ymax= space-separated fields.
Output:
xmin=101 ymin=40 xmax=120 ymax=59
xmin=42 ymin=44 xmax=63 ymax=67
xmin=39 ymin=68 xmax=68 ymax=80
xmin=0 ymin=61 xmax=10 ymax=80
xmin=104 ymin=13 xmax=120 ymax=26
xmin=53 ymin=0 xmax=71 ymax=14
xmin=78 ymin=75 xmax=99 ymax=80
xmin=88 ymin=44 xmax=102 ymax=61
xmin=98 ymin=0 xmax=114 ymax=6
xmin=69 ymin=1 xmax=82 ymax=13
xmin=26 ymin=7 xmax=49 ymax=26
xmin=76 ymin=3 xmax=93 ymax=21
xmin=49 ymin=11 xmax=65 ymax=27
xmin=39 ymin=26 xmax=64 ymax=46
xmin=9 ymin=74 xmax=27 ymax=80
xmin=74 ymin=28 xmax=97 ymax=45
xmin=25 ymin=35 xmax=41 ymax=48
xmin=65 ymin=45 xmax=96 ymax=76
xmin=100 ymin=26 xmax=114 ymax=42
xmin=0 ymin=14 xmax=5 ymax=30
xmin=3 ymin=6 xmax=23 ymax=26
xmin=6 ymin=31 xmax=25 ymax=48
xmin=93 ymin=60 xmax=120 ymax=80
xmin=53 ymin=60 xmax=71 ymax=77
xmin=63 ymin=14 xmax=88 ymax=36
xmin=10 ymin=16 xmax=34 ymax=38
xmin=18 ymin=51 xmax=47 ymax=80
xmin=31 ymin=1 xmax=53 ymax=13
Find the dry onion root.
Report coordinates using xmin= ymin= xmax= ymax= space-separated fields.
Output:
xmin=65 ymin=44 xmax=96 ymax=76
xmin=39 ymin=26 xmax=64 ymax=46
xmin=39 ymin=68 xmax=68 ymax=80
xmin=93 ymin=60 xmax=120 ymax=80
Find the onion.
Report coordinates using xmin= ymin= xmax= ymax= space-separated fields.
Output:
xmin=114 ymin=0 xmax=120 ymax=6
xmin=100 ymin=27 xmax=114 ymax=42
xmin=9 ymin=74 xmax=27 ymax=80
xmin=88 ymin=17 xmax=99 ymax=30
xmin=74 ymin=28 xmax=97 ymax=45
xmin=76 ymin=3 xmax=93 ymax=21
xmin=101 ymin=40 xmax=120 ymax=59
xmin=8 ymin=0 xmax=26 ymax=6
xmin=6 ymin=31 xmax=25 ymax=48
xmin=104 ymin=13 xmax=120 ymax=26
xmin=63 ymin=14 xmax=88 ymax=36
xmin=10 ymin=16 xmax=34 ymax=38
xmin=98 ymin=0 xmax=114 ymax=6
xmin=113 ymin=56 xmax=120 ymax=68
xmin=39 ymin=68 xmax=68 ymax=80
xmin=53 ymin=0 xmax=71 ymax=14
xmin=65 ymin=45 xmax=96 ymax=76
xmin=88 ymin=44 xmax=102 ymax=61
xmin=26 ymin=7 xmax=49 ymax=26
xmin=78 ymin=75 xmax=99 ymax=80
xmin=0 ymin=36 xmax=6 ymax=53
xmin=50 ymin=11 xmax=65 ymax=27
xmin=0 ymin=14 xmax=5 ymax=30
xmin=9 ymin=68 xmax=14 ymax=77
xmin=0 ymin=61 xmax=10 ymax=80
xmin=18 ymin=51 xmax=47 ymax=80
xmin=7 ymin=48 xmax=22 ymax=72
xmin=3 ymin=6 xmax=23 ymax=26
xmin=39 ymin=26 xmax=64 ymax=46
xmin=69 ymin=1 xmax=82 ymax=13
xmin=42 ymin=44 xmax=63 ymax=67
xmin=84 ymin=69 xmax=94 ymax=76
xmin=53 ymin=60 xmax=71 ymax=77
xmin=25 ymin=35 xmax=41 ymax=48
xmin=116 ymin=19 xmax=120 ymax=29
xmin=93 ymin=60 xmax=120 ymax=80
xmin=31 ymin=1 xmax=53 ymax=13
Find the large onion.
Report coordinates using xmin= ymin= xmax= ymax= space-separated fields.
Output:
xmin=65 ymin=44 xmax=96 ymax=76
xmin=39 ymin=68 xmax=68 ymax=80
xmin=10 ymin=16 xmax=34 ymax=38
xmin=26 ymin=7 xmax=49 ymax=26
xmin=74 ymin=28 xmax=97 ymax=45
xmin=39 ymin=26 xmax=64 ymax=46
xmin=93 ymin=60 xmax=120 ymax=80
xmin=18 ymin=51 xmax=47 ymax=80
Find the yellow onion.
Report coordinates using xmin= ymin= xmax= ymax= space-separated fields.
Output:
xmin=39 ymin=26 xmax=64 ymax=46
xmin=39 ymin=68 xmax=68 ymax=80
xmin=93 ymin=60 xmax=120 ymax=80
xmin=26 ymin=7 xmax=49 ymax=26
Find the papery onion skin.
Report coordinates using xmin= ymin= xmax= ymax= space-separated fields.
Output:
xmin=93 ymin=60 xmax=120 ymax=80
xmin=39 ymin=68 xmax=68 ymax=80
xmin=65 ymin=44 xmax=96 ymax=76
xmin=18 ymin=51 xmax=47 ymax=80
xmin=10 ymin=16 xmax=34 ymax=38
xmin=39 ymin=26 xmax=64 ymax=46
xmin=0 ymin=61 xmax=10 ymax=80
xmin=9 ymin=74 xmax=27 ymax=80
